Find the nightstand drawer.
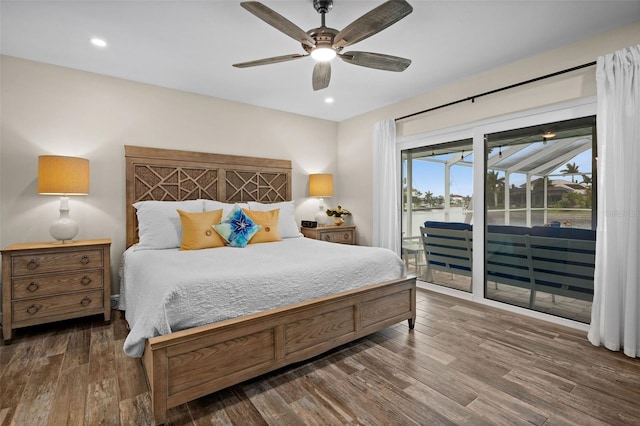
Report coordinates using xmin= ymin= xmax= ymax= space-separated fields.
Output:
xmin=12 ymin=270 xmax=104 ymax=299
xmin=320 ymin=229 xmax=355 ymax=244
xmin=11 ymin=249 xmax=104 ymax=276
xmin=12 ymin=289 xmax=104 ymax=323
xmin=301 ymin=225 xmax=356 ymax=245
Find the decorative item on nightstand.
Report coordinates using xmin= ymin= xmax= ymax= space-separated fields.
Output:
xmin=309 ymin=173 xmax=333 ymax=225
xmin=326 ymin=205 xmax=351 ymax=226
xmin=38 ymin=155 xmax=90 ymax=242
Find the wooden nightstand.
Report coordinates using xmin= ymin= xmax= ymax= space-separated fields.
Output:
xmin=1 ymin=238 xmax=111 ymax=343
xmin=301 ymin=225 xmax=356 ymax=245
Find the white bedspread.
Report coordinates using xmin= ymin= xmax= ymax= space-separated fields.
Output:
xmin=119 ymin=237 xmax=405 ymax=357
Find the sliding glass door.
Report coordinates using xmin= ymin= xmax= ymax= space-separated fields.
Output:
xmin=401 ymin=139 xmax=473 ymax=292
xmin=484 ymin=116 xmax=596 ymax=323
xmin=398 ymin=103 xmax=597 ymax=324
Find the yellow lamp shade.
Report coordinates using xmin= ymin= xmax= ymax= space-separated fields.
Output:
xmin=309 ymin=173 xmax=333 ymax=197
xmin=38 ymin=155 xmax=90 ymax=195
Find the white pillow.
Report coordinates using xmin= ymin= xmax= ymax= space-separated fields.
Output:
xmin=133 ymin=200 xmax=204 ymax=250
xmin=202 ymin=200 xmax=249 ymax=217
xmin=248 ymin=201 xmax=301 ymax=238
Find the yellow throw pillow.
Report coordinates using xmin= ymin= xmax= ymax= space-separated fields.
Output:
xmin=177 ymin=209 xmax=225 ymax=250
xmin=243 ymin=208 xmax=282 ymax=244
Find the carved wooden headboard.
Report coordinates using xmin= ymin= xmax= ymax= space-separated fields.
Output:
xmin=125 ymin=145 xmax=292 ymax=248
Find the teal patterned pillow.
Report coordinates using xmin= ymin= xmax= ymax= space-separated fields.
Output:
xmin=213 ymin=204 xmax=261 ymax=248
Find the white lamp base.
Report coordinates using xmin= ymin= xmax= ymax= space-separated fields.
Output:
xmin=50 ymin=197 xmax=79 ymax=242
xmin=315 ymin=198 xmax=328 ymax=225
xmin=315 ymin=210 xmax=329 ymax=226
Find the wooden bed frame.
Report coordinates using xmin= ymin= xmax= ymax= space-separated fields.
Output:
xmin=124 ymin=145 xmax=416 ymax=425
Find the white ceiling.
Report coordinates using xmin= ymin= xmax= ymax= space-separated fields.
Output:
xmin=2 ymin=1 xmax=639 ymax=122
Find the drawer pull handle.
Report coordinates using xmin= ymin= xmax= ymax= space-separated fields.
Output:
xmin=27 ymin=282 xmax=40 ymax=292
xmin=26 ymin=305 xmax=39 ymax=315
xmin=324 ymin=235 xmax=331 ymax=241
xmin=80 ymin=276 xmax=92 ymax=286
xmin=80 ymin=297 xmax=92 ymax=307
xmin=343 ymin=233 xmax=349 ymax=239
xmin=27 ymin=259 xmax=40 ymax=270
xmin=80 ymin=256 xmax=90 ymax=265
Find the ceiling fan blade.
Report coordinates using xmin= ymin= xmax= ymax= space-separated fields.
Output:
xmin=312 ymin=62 xmax=331 ymax=91
xmin=241 ymin=2 xmax=315 ymax=48
xmin=339 ymin=51 xmax=411 ymax=72
xmin=233 ymin=54 xmax=308 ymax=68
xmin=333 ymin=0 xmax=413 ymax=49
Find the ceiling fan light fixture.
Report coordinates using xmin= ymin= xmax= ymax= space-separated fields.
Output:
xmin=234 ymin=0 xmax=414 ymax=89
xmin=90 ymin=37 xmax=107 ymax=48
xmin=311 ymin=47 xmax=336 ymax=62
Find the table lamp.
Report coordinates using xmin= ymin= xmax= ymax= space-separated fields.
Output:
xmin=38 ymin=155 xmax=90 ymax=242
xmin=309 ymin=173 xmax=333 ymax=225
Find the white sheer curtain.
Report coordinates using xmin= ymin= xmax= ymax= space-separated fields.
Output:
xmin=372 ymin=119 xmax=401 ymax=256
xmin=588 ymin=44 xmax=640 ymax=358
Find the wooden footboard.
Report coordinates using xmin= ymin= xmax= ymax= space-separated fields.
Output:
xmin=142 ymin=276 xmax=416 ymax=425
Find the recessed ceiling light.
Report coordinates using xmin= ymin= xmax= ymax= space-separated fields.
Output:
xmin=324 ymin=97 xmax=334 ymax=104
xmin=90 ymin=38 xmax=107 ymax=48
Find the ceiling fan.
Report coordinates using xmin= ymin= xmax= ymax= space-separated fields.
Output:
xmin=232 ymin=0 xmax=413 ymax=91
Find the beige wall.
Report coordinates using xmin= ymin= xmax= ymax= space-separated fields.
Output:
xmin=0 ymin=56 xmax=339 ymax=293
xmin=338 ymin=22 xmax=640 ymax=246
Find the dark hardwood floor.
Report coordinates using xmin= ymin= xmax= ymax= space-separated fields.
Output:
xmin=1 ymin=289 xmax=639 ymax=425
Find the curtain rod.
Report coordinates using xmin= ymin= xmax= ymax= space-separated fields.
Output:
xmin=395 ymin=61 xmax=597 ymax=122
